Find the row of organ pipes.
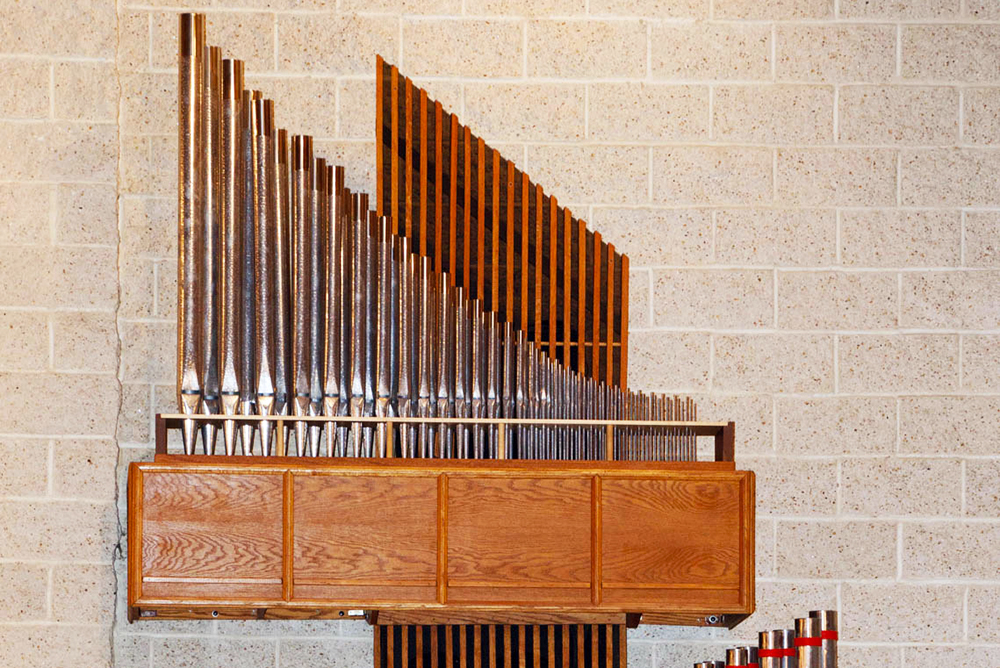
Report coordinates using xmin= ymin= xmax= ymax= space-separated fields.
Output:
xmin=693 ymin=611 xmax=838 ymax=668
xmin=176 ymin=13 xmax=696 ymax=460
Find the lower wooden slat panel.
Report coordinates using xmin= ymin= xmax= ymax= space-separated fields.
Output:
xmin=378 ymin=625 xmax=624 ymax=668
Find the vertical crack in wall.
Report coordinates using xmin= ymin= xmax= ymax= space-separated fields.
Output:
xmin=110 ymin=0 xmax=126 ymax=664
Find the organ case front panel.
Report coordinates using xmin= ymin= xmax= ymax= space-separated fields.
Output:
xmin=130 ymin=456 xmax=753 ymax=621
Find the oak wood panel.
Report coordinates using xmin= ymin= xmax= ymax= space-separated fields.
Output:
xmin=130 ymin=459 xmax=753 ymax=621
xmin=601 ymin=478 xmax=742 ymax=589
xmin=142 ymin=472 xmax=282 ymax=579
xmin=293 ymin=474 xmax=439 ymax=583
xmin=447 ymin=477 xmax=591 ymax=586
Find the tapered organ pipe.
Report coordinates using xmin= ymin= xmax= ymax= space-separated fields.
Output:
xmin=290 ymin=135 xmax=313 ymax=456
xmin=177 ymin=13 xmax=205 ymax=455
xmin=253 ymin=98 xmax=276 ymax=455
xmin=238 ymin=89 xmax=260 ymax=455
xmin=218 ymin=58 xmax=243 ymax=456
xmin=199 ymin=43 xmax=222 ymax=454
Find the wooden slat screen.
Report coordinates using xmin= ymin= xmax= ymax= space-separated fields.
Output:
xmin=376 ymin=625 xmax=625 ymax=668
xmin=376 ymin=56 xmax=629 ymax=388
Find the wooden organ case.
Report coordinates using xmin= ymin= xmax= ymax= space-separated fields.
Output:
xmin=127 ymin=13 xmax=756 ymax=664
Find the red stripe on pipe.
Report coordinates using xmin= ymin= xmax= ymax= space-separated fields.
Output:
xmin=821 ymin=631 xmax=838 ymax=640
xmin=783 ymin=649 xmax=796 ymax=657
xmin=758 ymin=650 xmax=783 ymax=658
xmin=794 ymin=637 xmax=822 ymax=647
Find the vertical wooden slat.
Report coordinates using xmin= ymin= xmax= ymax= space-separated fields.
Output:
xmin=534 ymin=184 xmax=543 ymax=347
xmin=416 ymin=625 xmax=425 ymax=668
xmin=474 ymin=625 xmax=483 ymax=668
xmin=562 ymin=209 xmax=572 ymax=366
xmin=561 ymin=626 xmax=569 ymax=668
xmin=461 ymin=625 xmax=468 ymax=668
xmin=405 ymin=76 xmax=413 ymax=239
xmin=375 ymin=626 xmax=383 ymax=668
xmin=402 ymin=625 xmax=410 ymax=668
xmin=576 ymin=626 xmax=584 ymax=668
xmin=518 ymin=624 xmax=526 ymax=668
xmin=577 ymin=220 xmax=586 ymax=377
xmin=533 ymin=623 xmax=541 ymax=668
xmin=477 ymin=136 xmax=486 ymax=302
xmin=547 ymin=626 xmax=555 ymax=668
xmin=619 ymin=626 xmax=627 ymax=668
xmin=548 ymin=196 xmax=558 ymax=359
xmin=591 ymin=232 xmax=602 ymax=380
xmin=376 ymin=56 xmax=384 ymax=217
xmin=504 ymin=626 xmax=512 ymax=668
xmin=604 ymin=626 xmax=613 ymax=668
xmin=449 ymin=114 xmax=458 ymax=284
xmin=520 ymin=172 xmax=530 ymax=334
xmin=506 ymin=163 xmax=515 ymax=321
xmin=387 ymin=625 xmax=396 ymax=668
xmin=619 ymin=256 xmax=629 ymax=389
xmin=489 ymin=626 xmax=497 ymax=668
xmin=492 ymin=148 xmax=501 ymax=313
xmin=464 ymin=125 xmax=472 ymax=293
xmin=420 ymin=88 xmax=428 ymax=254
xmin=432 ymin=625 xmax=440 ymax=668
xmin=390 ymin=65 xmax=399 ymax=229
xmin=435 ymin=101 xmax=444 ymax=273
xmin=605 ymin=245 xmax=615 ymax=386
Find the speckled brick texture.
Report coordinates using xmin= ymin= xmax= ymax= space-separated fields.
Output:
xmin=0 ymin=1 xmax=997 ymax=667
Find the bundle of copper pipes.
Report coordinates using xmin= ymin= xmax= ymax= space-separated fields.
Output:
xmin=693 ymin=610 xmax=838 ymax=668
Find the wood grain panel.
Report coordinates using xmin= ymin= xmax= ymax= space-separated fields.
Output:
xmin=142 ymin=472 xmax=282 ymax=579
xmin=601 ymin=478 xmax=742 ymax=589
xmin=447 ymin=477 xmax=591 ymax=585
xmin=294 ymin=474 xmax=438 ymax=582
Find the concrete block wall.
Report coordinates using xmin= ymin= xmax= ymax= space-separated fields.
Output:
xmin=0 ymin=0 xmax=996 ymax=666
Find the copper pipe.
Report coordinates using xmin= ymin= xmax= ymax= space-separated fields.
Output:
xmin=809 ymin=610 xmax=837 ymax=668
xmin=177 ymin=13 xmax=205 ymax=455
xmin=454 ymin=286 xmax=469 ymax=458
xmin=726 ymin=648 xmax=748 ymax=666
xmin=417 ymin=255 xmax=437 ymax=456
xmin=363 ymin=210 xmax=378 ymax=455
xmin=218 ymin=58 xmax=243 ymax=456
xmin=323 ymin=166 xmax=345 ymax=456
xmin=199 ymin=44 xmax=222 ymax=454
xmin=779 ymin=630 xmax=797 ymax=668
xmin=348 ymin=193 xmax=369 ymax=454
xmin=273 ymin=129 xmax=291 ymax=442
xmin=253 ymin=98 xmax=277 ymax=455
xmin=795 ymin=617 xmax=821 ymax=668
xmin=306 ymin=157 xmax=327 ymax=455
xmin=760 ymin=630 xmax=785 ymax=668
xmin=238 ymin=89 xmax=260 ymax=456
xmin=374 ymin=215 xmax=394 ymax=457
xmin=436 ymin=275 xmax=455 ymax=457
xmin=290 ymin=135 xmax=313 ymax=455
xmin=396 ymin=236 xmax=414 ymax=456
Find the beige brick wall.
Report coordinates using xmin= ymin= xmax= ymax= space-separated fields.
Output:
xmin=0 ymin=1 xmax=997 ymax=666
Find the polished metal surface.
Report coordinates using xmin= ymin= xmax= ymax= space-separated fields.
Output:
xmin=809 ymin=610 xmax=837 ymax=668
xmin=177 ymin=13 xmax=206 ymax=455
xmin=199 ymin=44 xmax=222 ymax=454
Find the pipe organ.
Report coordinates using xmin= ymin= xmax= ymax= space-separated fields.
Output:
xmin=127 ymin=12 xmax=766 ymax=667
